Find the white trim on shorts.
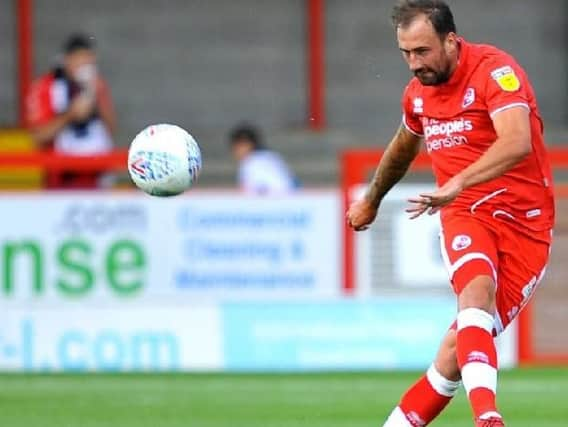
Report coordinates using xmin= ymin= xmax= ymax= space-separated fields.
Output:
xmin=439 ymin=228 xmax=498 ymax=286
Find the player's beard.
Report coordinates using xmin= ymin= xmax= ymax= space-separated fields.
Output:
xmin=414 ymin=64 xmax=451 ymax=86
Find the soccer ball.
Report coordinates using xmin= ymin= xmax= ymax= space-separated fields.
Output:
xmin=128 ymin=124 xmax=202 ymax=196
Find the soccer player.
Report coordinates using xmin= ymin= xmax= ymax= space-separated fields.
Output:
xmin=346 ymin=1 xmax=554 ymax=426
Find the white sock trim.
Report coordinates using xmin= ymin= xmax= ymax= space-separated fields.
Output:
xmin=479 ymin=411 xmax=502 ymax=420
xmin=461 ymin=362 xmax=497 ymax=395
xmin=426 ymin=364 xmax=461 ymax=397
xmin=457 ymin=308 xmax=494 ymax=333
xmin=383 ymin=406 xmax=413 ymax=427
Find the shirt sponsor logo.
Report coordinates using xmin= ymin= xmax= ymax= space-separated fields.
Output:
xmin=491 ymin=65 xmax=520 ymax=92
xmin=423 ymin=118 xmax=473 ymax=152
xmin=462 ymin=87 xmax=475 ymax=108
xmin=424 ymin=118 xmax=473 ymax=138
xmin=413 ymin=97 xmax=424 ymax=114
xmin=452 ymin=234 xmax=472 ymax=251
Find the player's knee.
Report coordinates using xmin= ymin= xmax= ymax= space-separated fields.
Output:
xmin=456 ymin=307 xmax=495 ymax=334
xmin=458 ymin=275 xmax=496 ymax=312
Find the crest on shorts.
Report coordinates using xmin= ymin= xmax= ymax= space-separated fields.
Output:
xmin=462 ymin=88 xmax=475 ymax=108
xmin=452 ymin=234 xmax=472 ymax=251
xmin=491 ymin=66 xmax=520 ymax=92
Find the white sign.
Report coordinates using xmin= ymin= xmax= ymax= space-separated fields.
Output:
xmin=0 ymin=306 xmax=221 ymax=372
xmin=0 ymin=300 xmax=517 ymax=372
xmin=0 ymin=191 xmax=340 ymax=303
xmin=353 ymin=184 xmax=449 ymax=292
xmin=393 ymin=210 xmax=448 ymax=286
xmin=168 ymin=192 xmax=340 ymax=299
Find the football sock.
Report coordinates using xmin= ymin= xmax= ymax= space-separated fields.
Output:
xmin=383 ymin=364 xmax=460 ymax=426
xmin=456 ymin=308 xmax=501 ymax=420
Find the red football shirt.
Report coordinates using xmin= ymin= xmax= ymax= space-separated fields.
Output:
xmin=402 ymin=38 xmax=554 ymax=234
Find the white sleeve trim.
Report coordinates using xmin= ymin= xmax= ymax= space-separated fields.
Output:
xmin=401 ymin=114 xmax=424 ymax=137
xmin=489 ymin=102 xmax=530 ymax=118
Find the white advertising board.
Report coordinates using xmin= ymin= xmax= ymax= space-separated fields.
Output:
xmin=0 ymin=191 xmax=340 ymax=303
xmin=0 ymin=306 xmax=221 ymax=371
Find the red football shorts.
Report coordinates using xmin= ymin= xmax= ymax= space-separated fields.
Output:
xmin=440 ymin=214 xmax=551 ymax=334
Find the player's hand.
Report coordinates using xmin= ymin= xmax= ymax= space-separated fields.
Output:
xmin=346 ymin=197 xmax=378 ymax=231
xmin=406 ymin=175 xmax=464 ymax=219
xmin=68 ymin=93 xmax=95 ymax=122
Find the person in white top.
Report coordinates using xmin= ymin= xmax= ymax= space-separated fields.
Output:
xmin=229 ymin=124 xmax=298 ymax=194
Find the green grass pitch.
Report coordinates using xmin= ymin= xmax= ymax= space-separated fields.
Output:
xmin=0 ymin=367 xmax=566 ymax=426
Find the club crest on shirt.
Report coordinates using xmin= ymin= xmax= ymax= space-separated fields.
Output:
xmin=413 ymin=97 xmax=424 ymax=114
xmin=452 ymin=234 xmax=472 ymax=251
xmin=491 ymin=65 xmax=520 ymax=92
xmin=462 ymin=87 xmax=475 ymax=108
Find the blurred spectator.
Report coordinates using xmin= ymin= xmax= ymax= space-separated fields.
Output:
xmin=25 ymin=33 xmax=116 ymax=189
xmin=229 ymin=123 xmax=298 ymax=194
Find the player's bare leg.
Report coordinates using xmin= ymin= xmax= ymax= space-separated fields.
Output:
xmin=457 ymin=274 xmax=504 ymax=426
xmin=382 ymin=328 xmax=461 ymax=426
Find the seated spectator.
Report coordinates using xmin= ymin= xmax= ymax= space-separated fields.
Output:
xmin=229 ymin=123 xmax=299 ymax=194
xmin=25 ymin=33 xmax=116 ymax=188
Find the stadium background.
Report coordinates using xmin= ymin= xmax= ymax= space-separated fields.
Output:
xmin=1 ymin=1 xmax=567 ymax=426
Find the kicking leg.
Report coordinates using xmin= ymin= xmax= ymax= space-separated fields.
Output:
xmin=382 ymin=327 xmax=461 ymax=426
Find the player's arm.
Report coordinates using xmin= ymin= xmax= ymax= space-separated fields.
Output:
xmin=366 ymin=125 xmax=423 ymax=207
xmin=455 ymin=106 xmax=531 ymax=188
xmin=347 ymin=125 xmax=422 ymax=230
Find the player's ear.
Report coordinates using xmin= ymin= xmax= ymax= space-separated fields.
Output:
xmin=444 ymin=32 xmax=458 ymax=53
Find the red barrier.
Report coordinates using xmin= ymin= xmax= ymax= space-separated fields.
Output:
xmin=0 ymin=150 xmax=128 ymax=171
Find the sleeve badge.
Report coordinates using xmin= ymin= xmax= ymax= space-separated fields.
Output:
xmin=490 ymin=65 xmax=521 ymax=92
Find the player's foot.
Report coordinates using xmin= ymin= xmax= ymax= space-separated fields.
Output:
xmin=475 ymin=417 xmax=505 ymax=427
